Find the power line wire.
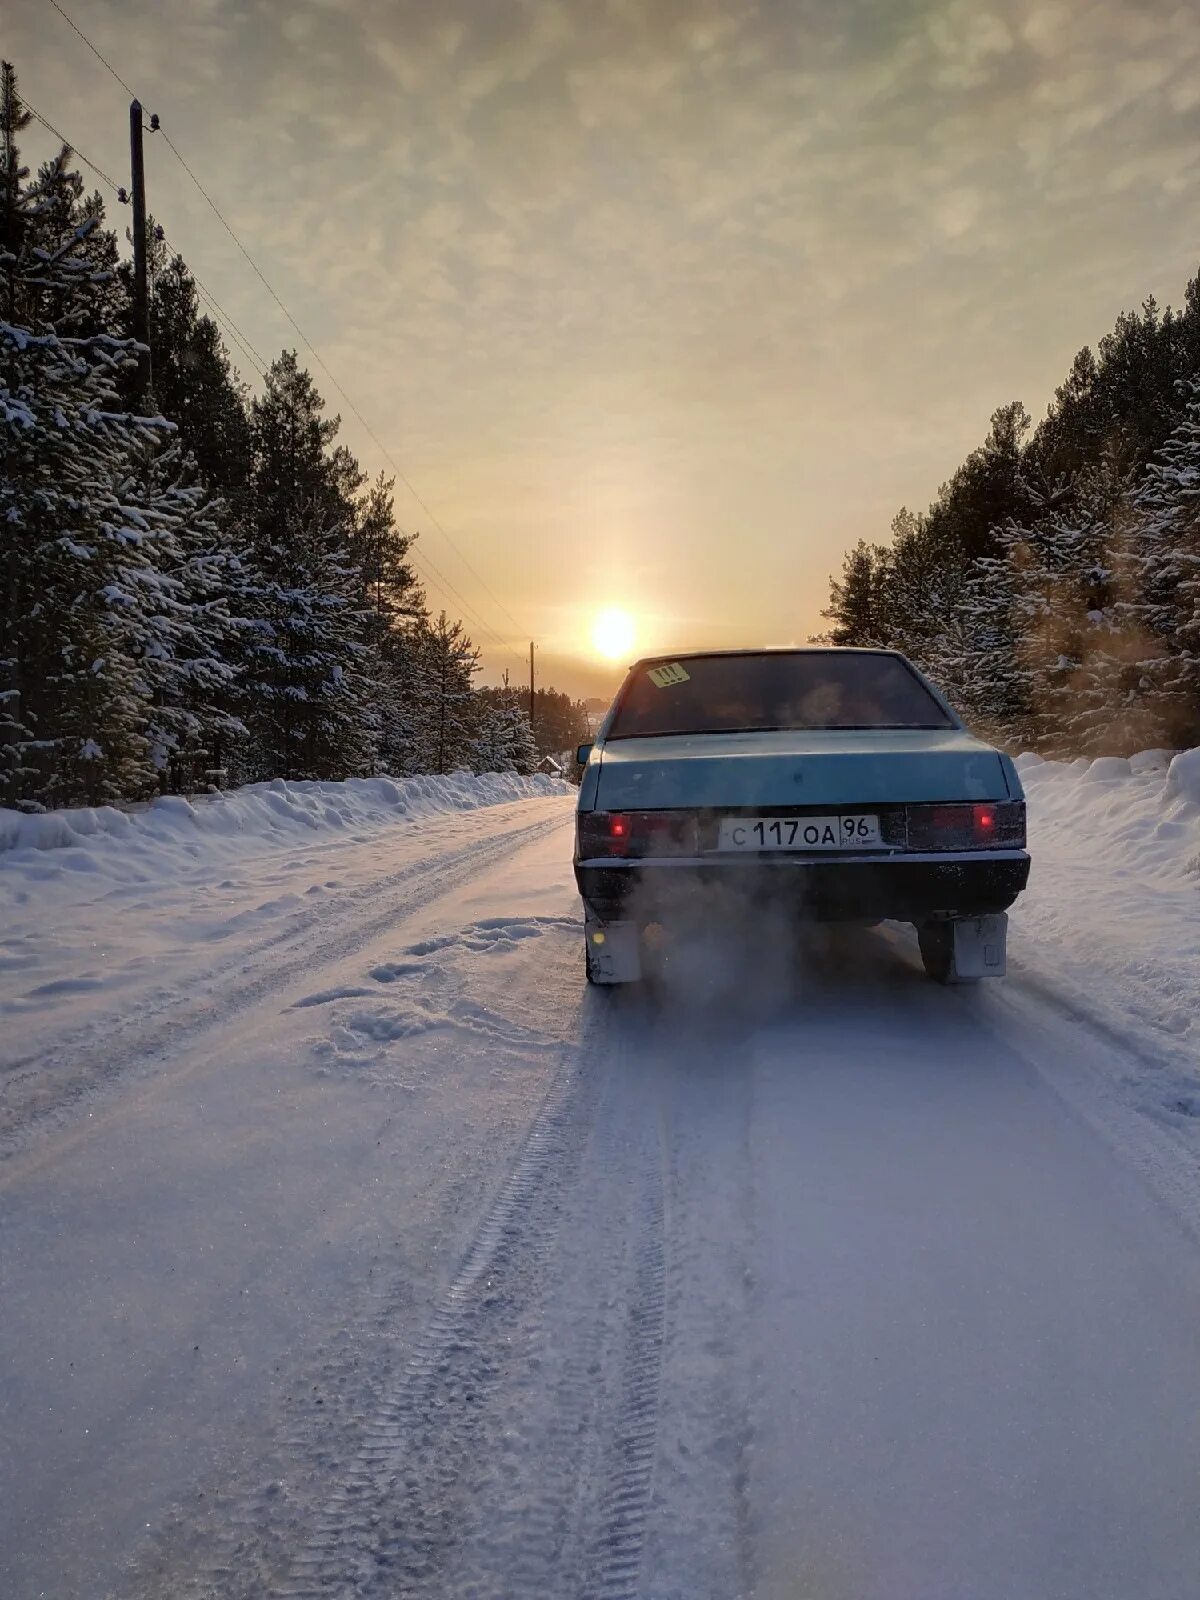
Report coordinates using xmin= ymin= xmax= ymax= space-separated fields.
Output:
xmin=159 ymin=240 xmax=271 ymax=378
xmin=185 ymin=274 xmax=268 ymax=381
xmin=24 ymin=100 xmax=267 ymax=380
xmin=40 ymin=0 xmax=531 ymax=662
xmin=45 ymin=0 xmax=139 ymax=100
xmin=25 ymin=102 xmax=120 ymax=192
xmin=146 ymin=250 xmax=512 ymax=650
xmin=156 ymin=128 xmax=530 ymax=654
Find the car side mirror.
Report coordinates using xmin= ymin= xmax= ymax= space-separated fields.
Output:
xmin=576 ymin=743 xmax=593 ymax=765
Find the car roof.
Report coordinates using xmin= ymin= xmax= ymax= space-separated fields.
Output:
xmin=628 ymin=646 xmax=906 ymax=667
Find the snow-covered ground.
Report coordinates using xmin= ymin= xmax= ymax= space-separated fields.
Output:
xmin=997 ymin=749 xmax=1200 ymax=1164
xmin=2 ymin=757 xmax=1199 ymax=1600
xmin=1015 ymin=748 xmax=1200 ymax=1056
xmin=0 ymin=772 xmax=570 ymax=1146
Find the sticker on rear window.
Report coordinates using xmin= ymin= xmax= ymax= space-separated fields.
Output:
xmin=647 ymin=662 xmax=690 ymax=688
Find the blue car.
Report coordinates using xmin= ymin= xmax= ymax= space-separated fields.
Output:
xmin=573 ymin=648 xmax=1030 ymax=985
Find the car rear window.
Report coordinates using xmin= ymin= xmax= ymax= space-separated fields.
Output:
xmin=606 ymin=652 xmax=954 ymax=738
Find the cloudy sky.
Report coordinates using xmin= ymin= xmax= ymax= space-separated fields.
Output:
xmin=10 ymin=0 xmax=1200 ymax=694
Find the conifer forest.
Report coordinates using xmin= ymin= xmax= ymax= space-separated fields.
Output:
xmin=1 ymin=62 xmax=586 ymax=812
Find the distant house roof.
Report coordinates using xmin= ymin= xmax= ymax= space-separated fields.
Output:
xmin=537 ymin=754 xmax=564 ymax=774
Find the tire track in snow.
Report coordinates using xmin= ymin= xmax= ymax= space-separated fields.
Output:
xmin=645 ymin=1015 xmax=759 ymax=1600
xmin=261 ymin=1003 xmax=671 ymax=1600
xmin=983 ymin=972 xmax=1200 ymax=1246
xmin=274 ymin=1018 xmax=605 ymax=1599
xmin=583 ymin=1141 xmax=667 ymax=1600
xmin=115 ymin=988 xmax=685 ymax=1600
xmin=0 ymin=808 xmax=569 ymax=1160
xmin=110 ymin=923 xmax=590 ymax=1600
xmin=415 ymin=1009 xmax=672 ymax=1600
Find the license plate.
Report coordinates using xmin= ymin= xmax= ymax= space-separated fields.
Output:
xmin=717 ymin=814 xmax=881 ymax=852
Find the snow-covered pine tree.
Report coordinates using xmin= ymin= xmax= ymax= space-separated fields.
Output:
xmin=1127 ymin=381 xmax=1200 ymax=746
xmin=3 ymin=68 xmax=256 ymax=804
xmin=1 ymin=64 xmax=171 ymax=805
xmin=989 ymin=451 xmax=1178 ymax=756
xmin=242 ymin=352 xmax=376 ymax=780
xmin=237 ymin=502 xmax=375 ymax=783
xmin=130 ymin=242 xmax=259 ymax=785
xmin=821 ymin=540 xmax=884 ymax=646
xmin=503 ymin=692 xmax=539 ymax=773
xmin=526 ymin=687 xmax=589 ymax=763
xmin=901 ymin=557 xmax=970 ymax=711
xmin=1006 ymin=495 xmax=1114 ymax=755
xmin=375 ymin=619 xmax=426 ymax=776
xmin=136 ymin=244 xmax=253 ymax=514
xmin=348 ymin=470 xmax=426 ymax=773
xmin=469 ymin=698 xmax=513 ymax=774
xmin=402 ymin=611 xmax=480 ymax=775
xmin=920 ymin=402 xmax=1034 ymax=563
xmin=937 ymin=542 xmax=1034 ymax=749
xmin=350 ymin=473 xmax=423 ymax=639
xmin=825 ymin=273 xmax=1200 ymax=755
xmin=28 ymin=154 xmax=124 ymax=339
xmin=867 ymin=510 xmax=970 ymax=696
xmin=106 ymin=445 xmax=247 ymax=790
xmin=471 ymin=682 xmax=537 ymax=774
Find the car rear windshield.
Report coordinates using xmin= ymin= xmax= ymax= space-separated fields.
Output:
xmin=606 ymin=652 xmax=954 ymax=738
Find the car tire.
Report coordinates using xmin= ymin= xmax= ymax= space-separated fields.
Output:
xmin=917 ymin=922 xmax=980 ymax=985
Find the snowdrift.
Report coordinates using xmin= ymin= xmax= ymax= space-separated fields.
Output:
xmin=0 ymin=772 xmax=572 ymax=902
xmin=1013 ymin=747 xmax=1200 ymax=1069
xmin=1016 ymin=747 xmax=1200 ymax=881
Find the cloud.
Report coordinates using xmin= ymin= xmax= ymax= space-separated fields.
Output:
xmin=10 ymin=0 xmax=1200 ymax=686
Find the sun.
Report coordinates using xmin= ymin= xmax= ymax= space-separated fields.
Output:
xmin=591 ymin=606 xmax=636 ymax=662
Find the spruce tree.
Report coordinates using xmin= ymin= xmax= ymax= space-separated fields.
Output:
xmin=821 ymin=273 xmax=1200 ymax=752
xmin=1 ymin=64 xmax=167 ymax=804
xmin=526 ymin=686 xmax=589 ymax=761
xmin=471 ymin=683 xmax=537 ymax=774
xmin=139 ymin=246 xmax=253 ymax=510
xmin=242 ymin=352 xmax=376 ymax=780
xmin=111 ymin=444 xmax=247 ymax=788
xmin=1127 ymin=383 xmax=1200 ymax=743
xmin=1002 ymin=488 xmax=1116 ymax=753
xmin=938 ymin=544 xmax=1033 ymax=747
xmin=403 ymin=611 xmax=480 ymax=775
xmin=822 ymin=541 xmax=884 ymax=646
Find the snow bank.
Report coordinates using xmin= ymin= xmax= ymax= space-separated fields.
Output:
xmin=1013 ymin=747 xmax=1200 ymax=1070
xmin=1018 ymin=747 xmax=1200 ymax=884
xmin=0 ymin=772 xmax=571 ymax=903
xmin=1165 ymin=747 xmax=1200 ymax=807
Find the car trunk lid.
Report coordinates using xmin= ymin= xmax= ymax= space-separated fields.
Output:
xmin=592 ymin=728 xmax=1011 ymax=810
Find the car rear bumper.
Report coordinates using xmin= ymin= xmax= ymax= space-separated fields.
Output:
xmin=574 ymin=850 xmax=1031 ymax=924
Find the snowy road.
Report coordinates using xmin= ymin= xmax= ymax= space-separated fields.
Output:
xmin=4 ymin=786 xmax=1200 ymax=1599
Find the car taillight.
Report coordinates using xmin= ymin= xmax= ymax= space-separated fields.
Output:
xmin=906 ymin=800 xmax=1025 ymax=851
xmin=578 ymin=812 xmax=631 ymax=857
xmin=577 ymin=810 xmax=698 ymax=859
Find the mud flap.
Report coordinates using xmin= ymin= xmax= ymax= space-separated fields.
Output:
xmin=951 ymin=912 xmax=1008 ymax=979
xmin=585 ymin=914 xmax=643 ymax=984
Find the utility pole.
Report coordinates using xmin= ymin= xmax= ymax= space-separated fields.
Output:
xmin=129 ymin=99 xmax=151 ymax=404
xmin=529 ymin=642 xmax=536 ymax=735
